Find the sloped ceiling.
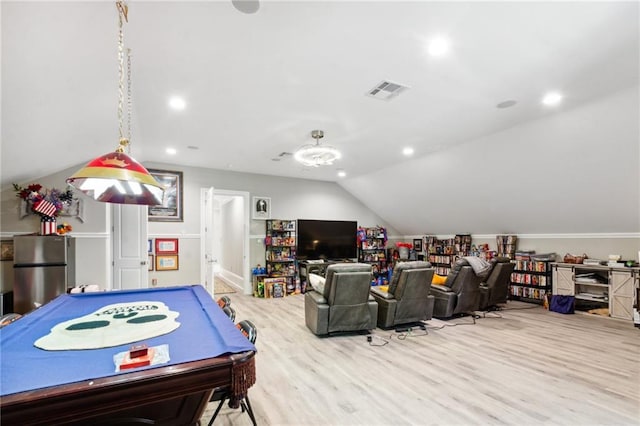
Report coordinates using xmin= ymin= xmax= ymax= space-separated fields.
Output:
xmin=1 ymin=1 xmax=638 ymax=235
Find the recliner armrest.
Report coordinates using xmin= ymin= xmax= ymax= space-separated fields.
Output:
xmin=430 ymin=284 xmax=453 ymax=294
xmin=370 ymin=287 xmax=395 ymax=300
xmin=306 ymin=290 xmax=327 ymax=305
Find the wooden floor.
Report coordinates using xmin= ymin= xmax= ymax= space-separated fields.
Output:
xmin=202 ymin=290 xmax=640 ymax=426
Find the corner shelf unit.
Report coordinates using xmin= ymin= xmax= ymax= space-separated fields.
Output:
xmin=357 ymin=226 xmax=388 ymax=285
xmin=509 ymin=258 xmax=552 ymax=304
xmin=259 ymin=219 xmax=298 ymax=297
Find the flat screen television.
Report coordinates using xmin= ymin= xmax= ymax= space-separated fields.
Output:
xmin=297 ymin=219 xmax=358 ymax=261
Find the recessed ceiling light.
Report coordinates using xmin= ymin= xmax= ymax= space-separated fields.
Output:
xmin=496 ymin=100 xmax=517 ymax=109
xmin=168 ymin=97 xmax=186 ymax=110
xmin=427 ymin=36 xmax=450 ymax=57
xmin=403 ymin=147 xmax=414 ymax=156
xmin=165 ymin=148 xmax=177 ymax=155
xmin=542 ymin=92 xmax=563 ymax=106
xmin=337 ymin=170 xmax=347 ymax=178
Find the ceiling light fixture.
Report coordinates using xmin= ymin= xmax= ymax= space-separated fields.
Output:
xmin=67 ymin=2 xmax=163 ymax=205
xmin=169 ymin=96 xmax=186 ymax=111
xmin=427 ymin=36 xmax=450 ymax=57
xmin=542 ymin=91 xmax=563 ymax=106
xmin=402 ymin=147 xmax=415 ymax=156
xmin=294 ymin=130 xmax=341 ymax=167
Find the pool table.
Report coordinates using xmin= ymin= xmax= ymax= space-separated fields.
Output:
xmin=0 ymin=285 xmax=256 ymax=425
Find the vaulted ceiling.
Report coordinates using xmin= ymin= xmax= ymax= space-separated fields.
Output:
xmin=2 ymin=1 xmax=638 ymax=234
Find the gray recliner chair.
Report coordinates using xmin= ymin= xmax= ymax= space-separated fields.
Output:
xmin=304 ymin=263 xmax=378 ymax=336
xmin=478 ymin=257 xmax=515 ymax=311
xmin=370 ymin=261 xmax=435 ymax=329
xmin=430 ymin=258 xmax=482 ymax=318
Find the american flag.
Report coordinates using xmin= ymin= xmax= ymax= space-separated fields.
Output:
xmin=34 ymin=199 xmax=57 ymax=217
xmin=40 ymin=216 xmax=57 ymax=235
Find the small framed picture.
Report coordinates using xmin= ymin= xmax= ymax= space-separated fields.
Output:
xmin=156 ymin=255 xmax=179 ymax=271
xmin=148 ymin=254 xmax=154 ymax=271
xmin=155 ymin=238 xmax=178 ymax=254
xmin=252 ymin=196 xmax=271 ymax=220
xmin=413 ymin=238 xmax=423 ymax=252
xmin=1 ymin=240 xmax=14 ymax=261
xmin=147 ymin=239 xmax=153 ymax=253
xmin=148 ymin=169 xmax=184 ymax=222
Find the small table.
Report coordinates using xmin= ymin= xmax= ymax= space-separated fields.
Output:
xmin=0 ymin=285 xmax=256 ymax=425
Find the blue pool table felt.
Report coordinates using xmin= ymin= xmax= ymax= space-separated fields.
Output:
xmin=0 ymin=285 xmax=255 ymax=396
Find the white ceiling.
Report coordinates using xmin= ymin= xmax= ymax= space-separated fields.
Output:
xmin=2 ymin=1 xmax=639 ymax=234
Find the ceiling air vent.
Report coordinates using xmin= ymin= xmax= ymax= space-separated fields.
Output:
xmin=272 ymin=151 xmax=292 ymax=162
xmin=366 ymin=80 xmax=409 ymax=101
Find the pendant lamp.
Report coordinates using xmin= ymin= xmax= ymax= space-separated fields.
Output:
xmin=67 ymin=2 xmax=164 ymax=205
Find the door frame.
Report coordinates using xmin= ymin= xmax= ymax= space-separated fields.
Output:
xmin=110 ymin=204 xmax=149 ymax=291
xmin=200 ymin=189 xmax=251 ymax=295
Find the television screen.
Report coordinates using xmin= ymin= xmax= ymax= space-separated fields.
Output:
xmin=297 ymin=219 xmax=357 ymax=261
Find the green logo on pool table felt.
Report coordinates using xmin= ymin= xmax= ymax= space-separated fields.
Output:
xmin=35 ymin=301 xmax=181 ymax=350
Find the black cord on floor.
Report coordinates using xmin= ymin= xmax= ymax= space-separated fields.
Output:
xmin=499 ymin=305 xmax=541 ymax=311
xmin=425 ymin=315 xmax=477 ymax=329
xmin=366 ymin=335 xmax=389 ymax=346
xmin=396 ymin=328 xmax=429 ymax=339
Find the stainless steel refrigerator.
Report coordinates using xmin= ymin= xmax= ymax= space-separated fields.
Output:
xmin=13 ymin=235 xmax=76 ymax=314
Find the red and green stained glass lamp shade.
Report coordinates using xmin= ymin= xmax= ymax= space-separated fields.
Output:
xmin=67 ymin=139 xmax=164 ymax=205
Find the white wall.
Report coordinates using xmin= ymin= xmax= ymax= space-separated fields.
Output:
xmin=220 ymin=197 xmax=244 ymax=277
xmin=343 ymin=86 xmax=640 ymax=235
xmin=0 ymin=164 xmax=396 ymax=291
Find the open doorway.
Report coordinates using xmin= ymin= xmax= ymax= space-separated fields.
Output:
xmin=200 ymin=189 xmax=251 ymax=295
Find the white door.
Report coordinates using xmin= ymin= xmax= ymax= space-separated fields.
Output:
xmin=112 ymin=204 xmax=149 ymax=290
xmin=200 ymin=187 xmax=217 ymax=296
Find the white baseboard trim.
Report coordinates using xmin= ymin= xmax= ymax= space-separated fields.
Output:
xmin=219 ymin=270 xmax=244 ymax=289
xmin=0 ymin=232 xmax=108 ymax=239
xmin=401 ymin=233 xmax=640 ymax=240
xmin=148 ymin=233 xmax=200 ymax=239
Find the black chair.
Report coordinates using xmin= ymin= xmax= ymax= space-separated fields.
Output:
xmin=304 ymin=263 xmax=377 ymax=336
xmin=478 ymin=257 xmax=515 ymax=311
xmin=0 ymin=313 xmax=22 ymax=328
xmin=217 ymin=295 xmax=231 ymax=309
xmin=430 ymin=258 xmax=482 ymax=318
xmin=370 ymin=261 xmax=435 ymax=329
xmin=208 ymin=320 xmax=257 ymax=426
xmin=222 ymin=305 xmax=236 ymax=322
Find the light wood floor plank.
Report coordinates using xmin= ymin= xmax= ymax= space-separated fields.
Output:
xmin=202 ymin=291 xmax=640 ymax=425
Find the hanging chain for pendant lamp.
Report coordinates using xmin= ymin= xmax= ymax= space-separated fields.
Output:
xmin=116 ymin=1 xmax=129 ymax=153
xmin=66 ymin=1 xmax=164 ymax=205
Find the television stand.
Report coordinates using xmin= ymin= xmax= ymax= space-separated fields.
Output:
xmin=298 ymin=260 xmax=334 ymax=293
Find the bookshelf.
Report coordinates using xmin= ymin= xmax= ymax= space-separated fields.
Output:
xmin=509 ymin=253 xmax=553 ymax=304
xmin=357 ymin=226 xmax=388 ymax=286
xmin=426 ymin=234 xmax=472 ymax=276
xmin=496 ymin=235 xmax=517 ymax=259
xmin=262 ymin=219 xmax=297 ymax=297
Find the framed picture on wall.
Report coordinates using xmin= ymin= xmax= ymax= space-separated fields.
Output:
xmin=252 ymin=196 xmax=271 ymax=220
xmin=148 ymin=169 xmax=184 ymax=222
xmin=413 ymin=239 xmax=423 ymax=252
xmin=155 ymin=238 xmax=178 ymax=254
xmin=1 ymin=240 xmax=14 ymax=261
xmin=148 ymin=254 xmax=154 ymax=271
xmin=156 ymin=255 xmax=179 ymax=271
